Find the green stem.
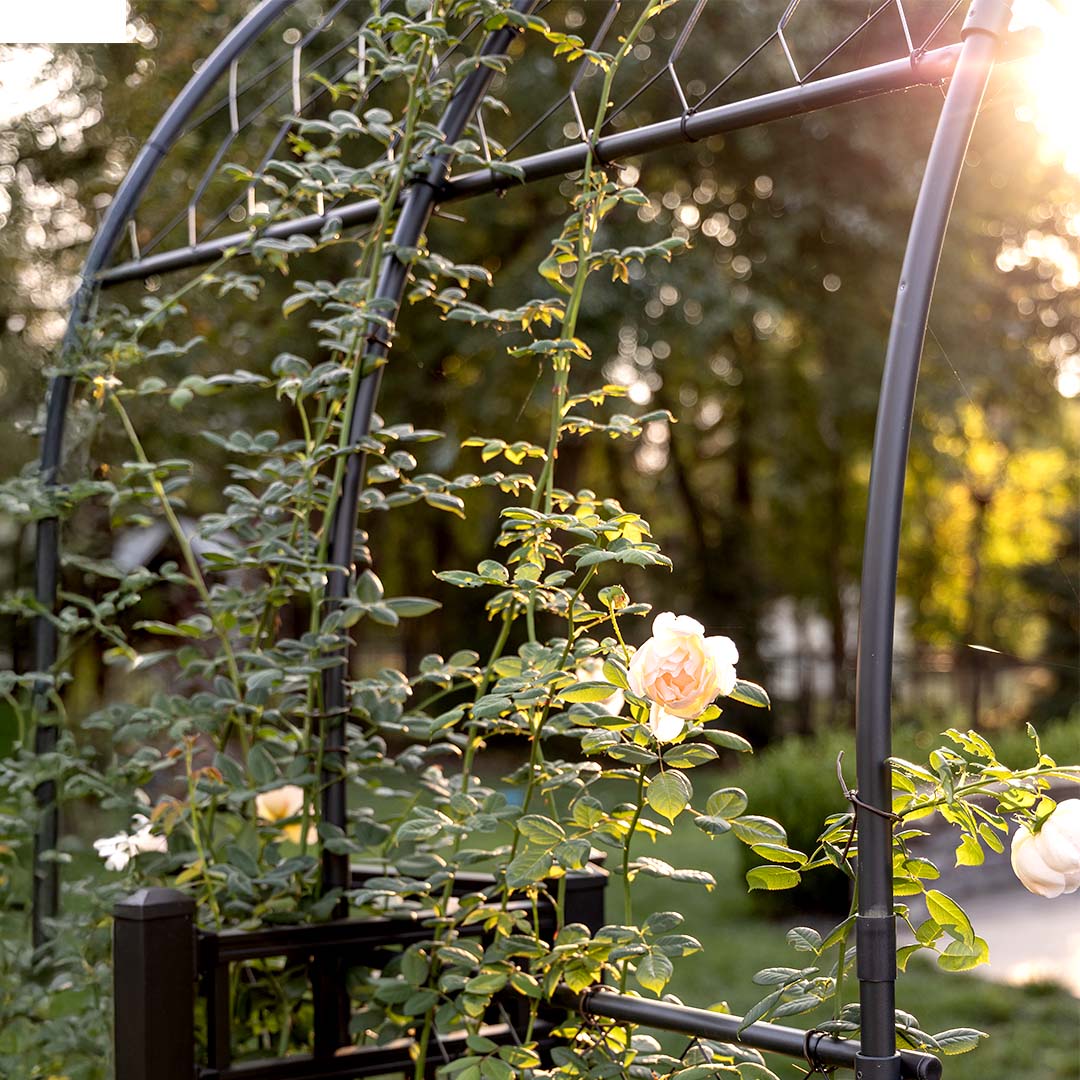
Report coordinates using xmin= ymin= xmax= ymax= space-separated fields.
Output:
xmin=314 ymin=38 xmax=432 ymax=586
xmin=832 ymin=884 xmax=858 ymax=1020
xmin=619 ymin=765 xmax=647 ymax=993
xmin=510 ymin=568 xmax=597 ymax=840
xmin=185 ymin=740 xmax=223 ymax=927
xmin=526 ymin=0 xmax=662 ymax=653
xmin=109 ymin=395 xmax=247 ymax=755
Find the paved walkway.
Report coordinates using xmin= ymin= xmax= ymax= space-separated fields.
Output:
xmin=957 ymin=885 xmax=1080 ymax=995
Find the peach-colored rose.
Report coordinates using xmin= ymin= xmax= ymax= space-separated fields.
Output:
xmin=628 ymin=612 xmax=738 ymax=742
xmin=255 ymin=785 xmax=317 ymax=845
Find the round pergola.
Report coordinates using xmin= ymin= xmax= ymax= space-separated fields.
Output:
xmin=28 ymin=3 xmax=1037 ymax=1078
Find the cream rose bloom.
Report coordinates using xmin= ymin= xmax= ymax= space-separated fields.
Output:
xmin=256 ymin=785 xmax=317 ymax=845
xmin=627 ymin=612 xmax=738 ymax=742
xmin=1010 ymin=799 xmax=1080 ymax=898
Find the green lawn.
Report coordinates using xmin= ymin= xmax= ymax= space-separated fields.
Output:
xmin=627 ymin=815 xmax=1080 ymax=1080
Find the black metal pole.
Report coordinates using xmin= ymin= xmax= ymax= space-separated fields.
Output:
xmin=113 ymin=887 xmax=197 ymax=1080
xmin=318 ymin=0 xmax=541 ymax=900
xmin=853 ymin=2 xmax=1008 ymax=1076
xmin=29 ymin=0 xmax=296 ymax=948
xmin=562 ymin=988 xmax=942 ymax=1080
xmin=311 ymin=4 xmax=539 ymax=1050
xmin=93 ymin=29 xmax=1040 ymax=288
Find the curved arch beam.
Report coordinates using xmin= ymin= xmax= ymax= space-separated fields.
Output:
xmin=30 ymin=0 xmax=295 ymax=948
xmin=319 ymin=0 xmax=540 ymax=905
xmin=853 ymin=2 xmax=1010 ymax=1074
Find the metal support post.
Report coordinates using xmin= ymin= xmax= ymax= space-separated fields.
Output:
xmin=852 ymin=2 xmax=1008 ymax=1076
xmin=113 ymin=888 xmax=197 ymax=1080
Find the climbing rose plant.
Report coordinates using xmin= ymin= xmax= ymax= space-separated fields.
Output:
xmin=0 ymin=2 xmax=1076 ymax=1078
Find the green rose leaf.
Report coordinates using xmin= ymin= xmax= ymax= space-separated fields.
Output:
xmin=562 ymin=681 xmax=621 ymax=703
xmin=517 ymin=814 xmax=566 ymax=848
xmin=954 ymin=834 xmax=983 ymax=867
xmin=385 ymin=596 xmax=441 ymax=617
xmin=731 ymin=815 xmax=787 ymax=846
xmin=646 ymin=771 xmax=693 ymax=823
xmin=925 ymin=890 xmax=975 ymax=946
xmin=746 ymin=865 xmax=801 ymax=891
xmin=932 ymin=1028 xmax=989 ymax=1055
xmin=728 ymin=679 xmax=770 ymax=708
xmin=706 ymin=787 xmax=748 ymax=819
xmin=356 ymin=569 xmax=384 ymax=603
xmin=505 ymin=847 xmax=553 ymax=888
xmin=635 ymin=951 xmax=674 ymax=995
xmin=664 ymin=744 xmax=719 ymax=769
xmin=693 ymin=815 xmax=732 ymax=837
xmin=602 ymin=658 xmax=630 ymax=689
xmin=786 ymin=927 xmax=822 ymax=955
xmin=936 ymin=936 xmax=989 ymax=972
xmin=702 ymin=729 xmax=753 ymax=753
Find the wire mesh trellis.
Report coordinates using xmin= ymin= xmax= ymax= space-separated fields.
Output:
xmin=28 ymin=0 xmax=1039 ymax=1076
xmin=92 ymin=0 xmax=1033 ymax=284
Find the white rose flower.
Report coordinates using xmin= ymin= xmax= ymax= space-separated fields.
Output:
xmin=574 ymin=656 xmax=625 ymax=717
xmin=1010 ymin=799 xmax=1080 ymax=898
xmin=627 ymin=611 xmax=738 ymax=742
xmin=93 ymin=813 xmax=168 ymax=872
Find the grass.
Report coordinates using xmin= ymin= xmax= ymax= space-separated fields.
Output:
xmin=625 ymin=812 xmax=1079 ymax=1080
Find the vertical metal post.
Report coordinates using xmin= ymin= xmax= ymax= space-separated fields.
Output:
xmin=318 ymin=0 xmax=541 ymax=898
xmin=852 ymin=2 xmax=1009 ymax=1076
xmin=113 ymin=887 xmax=196 ymax=1080
xmin=313 ymin=7 xmax=539 ymax=1053
xmin=28 ymin=0 xmax=296 ymax=947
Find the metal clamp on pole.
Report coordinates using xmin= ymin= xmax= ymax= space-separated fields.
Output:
xmin=856 ymin=914 xmax=898 ymax=984
xmin=961 ymin=0 xmax=1012 ymax=40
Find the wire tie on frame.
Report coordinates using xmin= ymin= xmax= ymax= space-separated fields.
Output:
xmin=802 ymin=1028 xmax=836 ymax=1079
xmin=836 ymin=751 xmax=901 ymax=823
xmin=292 ymin=43 xmax=302 ymax=114
xmin=364 ymin=328 xmax=393 ymax=351
xmin=680 ymin=108 xmax=699 ymax=144
xmin=228 ymin=58 xmax=239 ymax=134
xmin=894 ymin=0 xmax=915 ymax=54
xmin=477 ymin=109 xmax=493 ymax=165
xmin=569 ymin=90 xmax=589 ymax=147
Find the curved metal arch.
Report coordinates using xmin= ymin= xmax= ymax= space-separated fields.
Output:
xmin=852 ymin=3 xmax=1010 ymax=1074
xmin=29 ymin=6 xmax=1022 ymax=1068
xmin=30 ymin=0 xmax=542 ymax=945
xmin=317 ymin=0 xmax=541 ymax=904
xmin=31 ymin=0 xmax=296 ymax=948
